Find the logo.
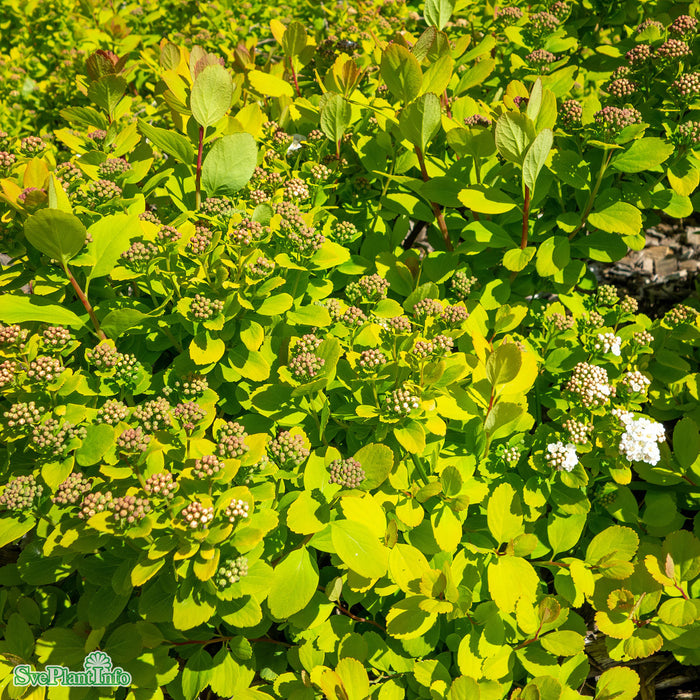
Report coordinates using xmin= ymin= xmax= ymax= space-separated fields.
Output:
xmin=13 ymin=651 xmax=132 ymax=688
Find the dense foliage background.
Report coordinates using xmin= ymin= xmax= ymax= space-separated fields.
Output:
xmin=1 ymin=0 xmax=700 ymax=698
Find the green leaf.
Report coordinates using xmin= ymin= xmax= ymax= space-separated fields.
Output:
xmin=248 ymin=69 xmax=294 ymax=98
xmin=668 ymin=157 xmax=700 ymax=196
xmin=321 ymin=93 xmax=352 ymax=145
xmin=381 ymin=44 xmax=423 ymax=104
xmin=0 ymin=516 xmax=35 ymax=549
xmin=24 ymin=209 xmax=86 ymax=265
xmin=536 ymin=236 xmax=570 ymax=277
xmin=440 ymin=466 xmax=462 ymax=498
xmin=87 ymin=213 xmax=142 ymax=280
xmin=202 ymin=133 xmax=258 ymax=196
xmin=393 ymin=421 xmax=426 ymax=454
xmin=282 ymin=21 xmax=307 ymax=56
xmin=664 ymin=530 xmax=700 ymax=581
xmin=256 ymin=293 xmax=293 ymax=316
xmin=456 ymin=58 xmax=496 ymax=94
xmin=287 ymin=305 xmax=332 ymax=327
xmin=586 ymin=525 xmax=638 ymax=577
xmin=35 ymin=628 xmax=87 ymax=667
xmin=76 ymin=424 xmax=115 ymax=466
xmin=331 ymin=520 xmax=389 ymax=579
xmin=190 ymin=64 xmax=234 ymax=127
xmin=267 ymin=547 xmax=319 ymax=618
xmin=399 ymin=92 xmax=442 ymax=152
xmin=495 ymin=112 xmax=535 ymax=165
xmin=486 ymin=343 xmax=522 ymax=386
xmin=458 ymin=186 xmax=517 ymax=214
xmin=484 ymin=402 xmax=524 ymax=438
xmin=137 ymin=119 xmax=195 ymax=164
xmin=487 ymin=483 xmax=523 ymax=544
xmin=595 ymin=667 xmax=640 ymax=700
xmin=588 ymin=201 xmax=642 ymax=237
xmin=547 ymin=513 xmax=586 ymax=557
xmin=87 ymin=75 xmax=126 ymax=117
xmin=336 ymin=658 xmax=370 ymax=700
xmin=353 ymin=443 xmax=394 ymax=489
xmin=209 ymin=649 xmax=241 ymax=698
xmin=182 ymin=649 xmax=214 ymax=700
xmin=539 ymin=630 xmax=584 ymax=656
xmin=612 ymin=137 xmax=675 ymax=173
xmin=5 ymin=613 xmax=34 ymax=660
xmin=385 ymin=596 xmax=437 ymax=639
xmin=101 ymin=309 xmax=148 ymax=338
xmin=173 ymin=594 xmax=215 ymax=630
xmin=431 ymin=502 xmax=462 ymax=551
xmin=503 ymin=247 xmax=536 ymax=272
xmin=419 ymin=177 xmax=463 ymax=207
xmin=673 ymin=417 xmax=700 ymax=470
xmin=522 ymin=128 xmax=553 ymax=192
xmin=424 ymin=0 xmax=456 ymax=29
xmin=88 ymin=587 xmax=130 ymax=629
xmin=658 ymin=598 xmax=700 ymax=627
xmin=190 ymin=333 xmax=226 ymax=365
xmin=487 ymin=556 xmax=538 ymax=613
xmin=0 ymin=295 xmax=84 ymax=328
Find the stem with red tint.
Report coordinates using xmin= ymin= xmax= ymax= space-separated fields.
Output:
xmin=520 ymin=185 xmax=531 ymax=250
xmin=414 ymin=146 xmax=453 ymax=252
xmin=65 ymin=265 xmax=106 ymax=340
xmin=195 ymin=125 xmax=204 ymax=210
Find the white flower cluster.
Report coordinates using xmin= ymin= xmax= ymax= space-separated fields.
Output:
xmin=595 ymin=332 xmax=622 ymax=356
xmin=617 ymin=413 xmax=666 ymax=466
xmin=622 ymin=370 xmax=651 ymax=394
xmin=546 ymin=442 xmax=579 ymax=472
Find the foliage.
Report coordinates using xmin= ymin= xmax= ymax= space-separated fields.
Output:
xmin=1 ymin=0 xmax=700 ymax=699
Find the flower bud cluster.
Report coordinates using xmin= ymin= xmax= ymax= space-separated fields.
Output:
xmin=550 ymin=1 xmax=569 ymax=20
xmin=332 ymin=221 xmax=358 ymax=243
xmin=133 ymin=398 xmax=171 ymax=432
xmin=311 ymin=164 xmax=331 ymax=180
xmin=111 ymin=495 xmax=151 ymax=525
xmin=113 ymin=353 xmax=140 ymax=384
xmin=19 ymin=135 xmax=44 ymax=155
xmin=677 ymin=121 xmax=700 ymax=145
xmin=247 ymin=256 xmax=275 ymax=278
xmin=617 ymin=413 xmax=666 ymax=465
xmin=139 ymin=211 xmax=161 ymax=225
xmin=79 ymin=490 xmax=113 ymax=519
xmin=145 ymin=472 xmax=177 ymax=499
xmin=52 ymin=472 xmax=91 ymax=506
xmin=672 ymin=72 xmax=700 ymax=97
xmin=268 ymin=431 xmax=309 ymax=467
xmin=526 ymin=49 xmax=556 ymax=66
xmin=528 ymin=11 xmax=559 ymax=36
xmin=289 ymin=352 xmax=325 ymax=381
xmin=433 ymin=334 xmax=454 ymax=353
xmin=329 ymin=458 xmax=365 ymax=488
xmin=413 ymin=298 xmax=443 ymax=320
xmin=172 ymin=402 xmax=207 ymax=432
xmin=0 ymin=475 xmax=43 ymax=511
xmin=27 ymin=356 xmax=62 ymax=383
xmin=225 ymin=498 xmax=250 ymax=522
xmin=157 ymin=225 xmax=181 ymax=244
xmin=0 ymin=361 xmax=17 ymax=388
xmin=0 ymin=324 xmax=28 ymax=348
xmin=636 ymin=18 xmax=664 ymax=33
xmin=562 ymin=419 xmax=593 ymax=444
xmin=42 ymin=326 xmax=71 ymax=349
xmin=665 ymin=304 xmax=697 ymax=326
xmin=633 ymin=329 xmax=654 ymax=345
xmin=503 ymin=446 xmax=520 ymax=463
xmin=122 ymin=241 xmax=159 ymax=267
xmin=97 ymin=157 xmax=130 ymax=180
xmin=342 ymin=306 xmax=367 ymax=327
xmin=496 ymin=6 xmax=522 ymax=24
xmin=249 ymin=188 xmax=269 ymax=205
xmin=181 ymin=501 xmax=214 ymax=529
xmin=607 ymin=78 xmax=637 ymax=98
xmin=86 ymin=342 xmax=120 ymax=370
xmin=216 ymin=421 xmax=249 ymax=460
xmin=56 ymin=161 xmax=82 ymax=190
xmin=595 ymin=332 xmax=622 ymax=356
xmin=620 ymin=296 xmax=639 ymax=313
xmin=174 ymin=373 xmax=208 ymax=397
xmin=88 ymin=129 xmax=107 ymax=142
xmin=116 ymin=426 xmax=151 ymax=453
xmin=200 ymin=197 xmax=235 ymax=218
xmin=625 ymin=44 xmax=652 ymax=65
xmin=18 ymin=187 xmax=45 ymax=206
xmin=658 ymin=40 xmax=691 ymax=59
xmin=230 ymin=219 xmax=265 ymax=246
xmin=550 ymin=313 xmax=574 ymax=332
xmin=215 ymin=556 xmax=248 ymax=587
xmin=193 ymin=455 xmax=224 ymax=478
xmin=565 ymin=362 xmax=615 ymax=408
xmin=451 ymin=270 xmax=478 ymax=298
xmin=357 ymin=273 xmax=389 ymax=300
xmin=622 ymin=370 xmax=651 ymax=394
xmin=559 ymin=100 xmax=582 ymax=129
xmin=441 ymin=304 xmax=469 ymax=325
xmin=546 ymin=442 xmax=578 ymax=472
xmin=293 ymin=334 xmax=322 ymax=355
xmin=4 ymin=402 xmax=44 ymax=430
xmin=87 ymin=178 xmax=122 ymax=201
xmin=464 ymin=114 xmax=492 ymax=128
xmin=384 ymin=386 xmax=420 ymax=416
xmin=594 ymin=106 xmax=642 ymax=135
xmin=186 ymin=226 xmax=213 ymax=255
xmin=385 ymin=315 xmax=412 ymax=334
xmin=358 ymin=349 xmax=387 ymax=371
xmin=288 ymin=225 xmax=325 ymax=256
xmin=670 ymin=15 xmax=698 ymax=38
xmin=190 ymin=294 xmax=224 ymax=320
xmin=0 ymin=151 xmax=16 ymax=171
xmin=412 ymin=340 xmax=434 ymax=358
xmin=284 ymin=177 xmax=310 ymax=200
xmin=31 ymin=419 xmax=86 ymax=457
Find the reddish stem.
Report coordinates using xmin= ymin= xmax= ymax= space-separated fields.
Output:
xmin=520 ymin=185 xmax=531 ymax=250
xmin=65 ymin=266 xmax=106 ymax=340
xmin=195 ymin=125 xmax=204 ymax=210
xmin=289 ymin=57 xmax=301 ymax=96
xmin=414 ymin=146 xmax=454 ymax=252
xmin=334 ymin=601 xmax=386 ymax=632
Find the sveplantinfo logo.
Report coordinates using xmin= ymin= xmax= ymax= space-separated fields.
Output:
xmin=13 ymin=651 xmax=132 ymax=688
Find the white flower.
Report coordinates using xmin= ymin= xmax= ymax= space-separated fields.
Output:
xmin=622 ymin=370 xmax=651 ymax=393
xmin=619 ymin=416 xmax=666 ymax=466
xmin=286 ymin=134 xmax=306 ymax=154
xmin=546 ymin=441 xmax=579 ymax=472
xmin=596 ymin=332 xmax=622 ymax=356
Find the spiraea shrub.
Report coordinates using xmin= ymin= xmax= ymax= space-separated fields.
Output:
xmin=2 ymin=0 xmax=700 ymax=699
